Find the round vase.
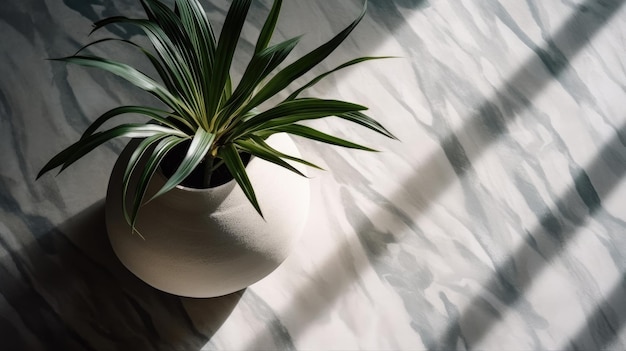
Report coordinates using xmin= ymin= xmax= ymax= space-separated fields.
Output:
xmin=105 ymin=133 xmax=310 ymax=298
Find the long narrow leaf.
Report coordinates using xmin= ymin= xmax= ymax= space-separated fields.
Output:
xmin=235 ymin=138 xmax=306 ymax=177
xmin=233 ymin=98 xmax=366 ymax=137
xmin=218 ymin=75 xmax=233 ymax=117
xmin=217 ymin=36 xmax=301 ymax=128
xmin=254 ymin=0 xmax=282 ymax=53
xmin=61 ymin=124 xmax=186 ymax=172
xmin=127 ymin=135 xmax=187 ymax=231
xmin=140 ymin=0 xmax=203 ymax=109
xmin=219 ymin=143 xmax=263 ymax=217
xmin=177 ymin=0 xmax=217 ymax=78
xmin=176 ymin=0 xmax=218 ymax=126
xmin=55 ymin=55 xmax=193 ymax=118
xmin=269 ymin=124 xmax=377 ymax=151
xmin=123 ymin=134 xmax=167 ymax=191
xmin=92 ymin=16 xmax=200 ymax=119
xmin=72 ymin=37 xmax=133 ymax=56
xmin=285 ymin=56 xmax=394 ymax=101
xmin=71 ymin=37 xmax=178 ymax=94
xmin=207 ymin=0 xmax=252 ymax=120
xmin=80 ymin=105 xmax=189 ymax=140
xmin=337 ymin=111 xmax=397 ymax=139
xmin=243 ymin=0 xmax=368 ymax=111
xmin=249 ymin=134 xmax=323 ymax=170
xmin=37 ymin=124 xmax=186 ymax=178
xmin=122 ymin=134 xmax=169 ymax=224
xmin=148 ymin=127 xmax=215 ymax=201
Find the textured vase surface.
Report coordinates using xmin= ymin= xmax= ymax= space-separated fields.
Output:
xmin=106 ymin=133 xmax=310 ymax=297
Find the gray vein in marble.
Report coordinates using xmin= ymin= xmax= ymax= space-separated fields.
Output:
xmin=569 ymin=275 xmax=626 ymax=350
xmin=1 ymin=0 xmax=626 ymax=349
xmin=328 ymin=0 xmax=626 ymax=348
xmin=241 ymin=290 xmax=296 ymax=350
xmin=448 ymin=126 xmax=626 ymax=348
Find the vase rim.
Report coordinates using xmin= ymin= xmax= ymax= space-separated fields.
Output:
xmin=153 ymin=165 xmax=239 ymax=194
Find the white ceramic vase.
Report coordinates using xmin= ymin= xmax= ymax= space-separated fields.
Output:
xmin=105 ymin=133 xmax=310 ymax=298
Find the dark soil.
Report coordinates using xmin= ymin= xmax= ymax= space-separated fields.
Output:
xmin=159 ymin=140 xmax=251 ymax=189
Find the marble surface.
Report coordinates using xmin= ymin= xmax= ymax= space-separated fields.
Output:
xmin=1 ymin=0 xmax=626 ymax=349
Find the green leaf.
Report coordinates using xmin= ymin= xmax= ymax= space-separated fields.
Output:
xmin=122 ymin=134 xmax=166 ymax=192
xmin=268 ymin=124 xmax=377 ymax=151
xmin=80 ymin=105 xmax=190 ymax=140
xmin=127 ymin=135 xmax=187 ymax=231
xmin=148 ymin=127 xmax=215 ymax=201
xmin=219 ymin=143 xmax=263 ymax=217
xmin=243 ymin=0 xmax=368 ymax=111
xmin=337 ymin=111 xmax=397 ymax=140
xmin=222 ymin=75 xmax=233 ymax=104
xmin=249 ymin=134 xmax=323 ymax=170
xmin=285 ymin=56 xmax=394 ymax=101
xmin=235 ymin=138 xmax=306 ymax=177
xmin=139 ymin=0 xmax=205 ymax=111
xmin=254 ymin=0 xmax=282 ymax=53
xmin=176 ymin=0 xmax=217 ymax=76
xmin=177 ymin=0 xmax=218 ymax=125
xmin=71 ymin=37 xmax=173 ymax=92
xmin=233 ymin=98 xmax=367 ymax=137
xmin=219 ymin=75 xmax=233 ymax=114
xmin=217 ymin=36 xmax=301 ymax=128
xmin=207 ymin=0 xmax=252 ymax=120
xmin=122 ymin=134 xmax=169 ymax=224
xmin=91 ymin=16 xmax=201 ymax=119
xmin=37 ymin=124 xmax=186 ymax=178
xmin=73 ymin=37 xmax=180 ymax=95
xmin=54 ymin=55 xmax=194 ymax=119
xmin=72 ymin=37 xmax=132 ymax=56
xmin=61 ymin=125 xmax=185 ymax=172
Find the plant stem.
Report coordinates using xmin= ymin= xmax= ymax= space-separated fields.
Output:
xmin=202 ymin=154 xmax=214 ymax=188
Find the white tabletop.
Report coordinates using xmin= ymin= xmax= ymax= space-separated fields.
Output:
xmin=1 ymin=0 xmax=625 ymax=350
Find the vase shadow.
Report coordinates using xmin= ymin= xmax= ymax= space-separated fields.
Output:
xmin=0 ymin=200 xmax=242 ymax=351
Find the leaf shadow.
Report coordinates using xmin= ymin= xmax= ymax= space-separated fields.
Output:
xmin=244 ymin=0 xmax=626 ymax=348
xmin=434 ymin=124 xmax=626 ymax=349
xmin=568 ymin=272 xmax=626 ymax=350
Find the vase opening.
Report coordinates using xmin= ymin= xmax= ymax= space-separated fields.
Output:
xmin=159 ymin=140 xmax=252 ymax=189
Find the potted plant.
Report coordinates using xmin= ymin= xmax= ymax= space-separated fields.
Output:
xmin=38 ymin=0 xmax=395 ymax=297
